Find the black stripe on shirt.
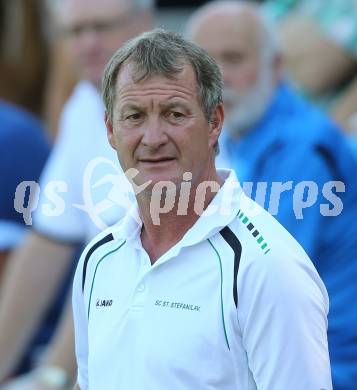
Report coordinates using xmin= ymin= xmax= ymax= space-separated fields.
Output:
xmin=82 ymin=233 xmax=114 ymax=292
xmin=220 ymin=226 xmax=242 ymax=307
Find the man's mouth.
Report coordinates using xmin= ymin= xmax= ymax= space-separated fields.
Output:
xmin=139 ymin=157 xmax=176 ymax=163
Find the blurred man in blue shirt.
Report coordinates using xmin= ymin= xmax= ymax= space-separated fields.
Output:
xmin=189 ymin=1 xmax=357 ymax=389
xmin=0 ymin=100 xmax=50 ymax=275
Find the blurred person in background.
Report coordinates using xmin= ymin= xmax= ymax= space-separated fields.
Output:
xmin=263 ymin=0 xmax=357 ymax=132
xmin=42 ymin=20 xmax=79 ymax=138
xmin=346 ymin=111 xmax=357 ymax=157
xmin=0 ymin=0 xmax=78 ymax=138
xmin=188 ymin=1 xmax=357 ymax=389
xmin=0 ymin=0 xmax=48 ymax=117
xmin=0 ymin=101 xmax=50 ymax=277
xmin=0 ymin=0 xmax=50 ymax=299
xmin=0 ymin=0 xmax=153 ymax=389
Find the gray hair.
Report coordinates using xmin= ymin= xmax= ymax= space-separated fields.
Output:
xmin=102 ymin=28 xmax=223 ymax=124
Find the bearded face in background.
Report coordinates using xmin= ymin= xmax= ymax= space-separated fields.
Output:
xmin=189 ymin=3 xmax=281 ymax=138
xmin=222 ymin=56 xmax=276 ymax=136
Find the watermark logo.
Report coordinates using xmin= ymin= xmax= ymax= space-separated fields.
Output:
xmin=12 ymin=157 xmax=346 ymax=229
xmin=72 ymin=157 xmax=136 ymax=230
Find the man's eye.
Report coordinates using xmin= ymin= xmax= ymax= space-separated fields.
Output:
xmin=222 ymin=52 xmax=244 ymax=66
xmin=168 ymin=111 xmax=185 ymax=120
xmin=126 ymin=113 xmax=142 ymax=121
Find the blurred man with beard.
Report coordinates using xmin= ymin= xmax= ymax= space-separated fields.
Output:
xmin=0 ymin=0 xmax=153 ymax=389
xmin=187 ymin=1 xmax=281 ymax=159
xmin=188 ymin=1 xmax=357 ymax=389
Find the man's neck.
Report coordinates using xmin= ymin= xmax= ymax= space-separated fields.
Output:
xmin=137 ymin=173 xmax=223 ymax=264
xmin=140 ymin=211 xmax=199 ymax=264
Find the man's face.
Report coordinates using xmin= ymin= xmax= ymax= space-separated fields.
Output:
xmin=192 ymin=12 xmax=261 ymax=102
xmin=106 ymin=64 xmax=223 ymax=191
xmin=191 ymin=10 xmax=275 ymax=132
xmin=60 ymin=0 xmax=148 ymax=87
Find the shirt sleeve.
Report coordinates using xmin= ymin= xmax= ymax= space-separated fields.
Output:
xmin=237 ymin=250 xmax=332 ymax=389
xmin=72 ymin=254 xmax=89 ymax=390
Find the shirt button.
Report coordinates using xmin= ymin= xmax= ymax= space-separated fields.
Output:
xmin=137 ymin=284 xmax=145 ymax=292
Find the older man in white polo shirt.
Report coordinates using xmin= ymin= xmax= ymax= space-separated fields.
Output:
xmin=72 ymin=29 xmax=332 ymax=390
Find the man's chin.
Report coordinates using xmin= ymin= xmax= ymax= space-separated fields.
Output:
xmin=225 ymin=98 xmax=271 ymax=136
xmin=225 ymin=113 xmax=255 ymax=137
xmin=131 ymin=174 xmax=180 ymax=197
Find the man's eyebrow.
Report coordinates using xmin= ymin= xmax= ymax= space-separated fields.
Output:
xmin=159 ymin=100 xmax=189 ymax=110
xmin=119 ymin=103 xmax=145 ymax=112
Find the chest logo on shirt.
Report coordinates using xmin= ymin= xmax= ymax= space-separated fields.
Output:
xmin=155 ymin=300 xmax=201 ymax=312
xmin=96 ymin=299 xmax=113 ymax=308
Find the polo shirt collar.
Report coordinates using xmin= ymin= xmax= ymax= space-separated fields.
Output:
xmin=180 ymin=169 xmax=243 ymax=245
xmin=113 ymin=169 xmax=243 ymax=261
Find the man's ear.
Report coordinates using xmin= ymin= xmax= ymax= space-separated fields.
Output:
xmin=105 ymin=112 xmax=116 ymax=150
xmin=208 ymin=104 xmax=224 ymax=149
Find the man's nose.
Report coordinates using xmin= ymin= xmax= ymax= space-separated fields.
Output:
xmin=141 ymin=117 xmax=168 ymax=149
xmin=76 ymin=28 xmax=101 ymax=49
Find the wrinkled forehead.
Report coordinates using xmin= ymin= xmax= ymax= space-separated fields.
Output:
xmin=115 ymin=61 xmax=199 ymax=93
xmin=59 ymin=0 xmax=131 ymax=26
xmin=111 ymin=62 xmax=203 ymax=110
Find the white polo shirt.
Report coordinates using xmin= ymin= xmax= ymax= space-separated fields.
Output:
xmin=72 ymin=169 xmax=332 ymax=390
